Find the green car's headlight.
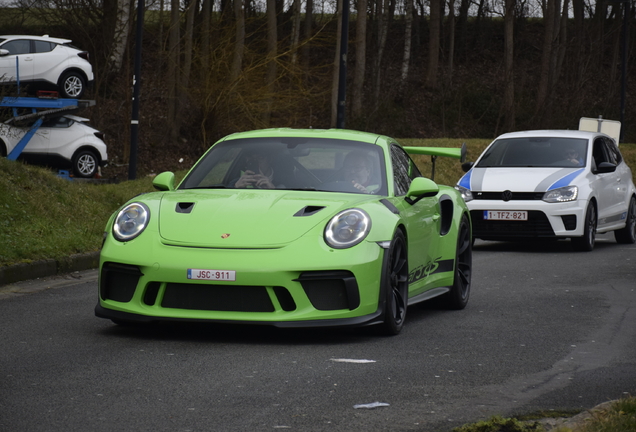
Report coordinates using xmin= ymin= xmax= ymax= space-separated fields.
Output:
xmin=324 ymin=208 xmax=371 ymax=249
xmin=543 ymin=186 xmax=578 ymax=203
xmin=113 ymin=202 xmax=150 ymax=241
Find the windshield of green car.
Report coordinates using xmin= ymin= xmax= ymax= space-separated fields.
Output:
xmin=476 ymin=137 xmax=588 ymax=168
xmin=179 ymin=137 xmax=389 ymax=195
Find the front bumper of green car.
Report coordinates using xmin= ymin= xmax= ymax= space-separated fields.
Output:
xmin=95 ymin=234 xmax=390 ymax=328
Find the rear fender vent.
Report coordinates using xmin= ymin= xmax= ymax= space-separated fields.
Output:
xmin=439 ymin=195 xmax=454 ymax=236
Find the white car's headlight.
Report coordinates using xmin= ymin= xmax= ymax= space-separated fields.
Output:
xmin=455 ymin=185 xmax=473 ymax=202
xmin=543 ymin=186 xmax=578 ymax=203
xmin=324 ymin=209 xmax=371 ymax=249
xmin=113 ymin=202 xmax=150 ymax=241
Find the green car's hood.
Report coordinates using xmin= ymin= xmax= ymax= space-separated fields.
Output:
xmin=157 ymin=189 xmax=371 ymax=248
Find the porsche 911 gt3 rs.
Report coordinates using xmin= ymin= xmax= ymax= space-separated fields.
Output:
xmin=95 ymin=128 xmax=472 ymax=334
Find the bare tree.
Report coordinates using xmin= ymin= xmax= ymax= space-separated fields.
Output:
xmin=373 ymin=0 xmax=390 ymax=106
xmin=167 ymin=0 xmax=181 ymax=142
xmin=352 ymin=0 xmax=368 ymax=117
xmin=426 ymin=0 xmax=441 ymax=87
xmin=535 ymin=0 xmax=564 ymax=122
xmin=501 ymin=0 xmax=515 ymax=132
xmin=400 ymin=0 xmax=413 ymax=90
xmin=290 ymin=0 xmax=302 ymax=64
xmin=200 ymin=0 xmax=212 ymax=72
xmin=230 ymin=0 xmax=246 ymax=80
xmin=264 ymin=0 xmax=278 ymax=126
xmin=302 ymin=0 xmax=314 ymax=73
xmin=331 ymin=0 xmax=344 ymax=127
xmin=107 ymin=0 xmax=131 ymax=74
xmin=447 ymin=0 xmax=456 ymax=83
xmin=182 ymin=0 xmax=197 ymax=92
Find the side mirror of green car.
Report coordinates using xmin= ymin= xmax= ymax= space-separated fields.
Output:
xmin=153 ymin=171 xmax=176 ymax=191
xmin=405 ymin=177 xmax=439 ymax=204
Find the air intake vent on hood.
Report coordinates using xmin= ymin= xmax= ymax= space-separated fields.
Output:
xmin=176 ymin=202 xmax=195 ymax=213
xmin=294 ymin=206 xmax=325 ymax=217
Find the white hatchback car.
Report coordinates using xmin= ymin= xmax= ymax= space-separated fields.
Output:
xmin=0 ymin=114 xmax=107 ymax=178
xmin=0 ymin=35 xmax=94 ymax=98
xmin=456 ymin=125 xmax=636 ymax=251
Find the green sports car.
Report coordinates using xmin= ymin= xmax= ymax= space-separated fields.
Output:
xmin=95 ymin=129 xmax=472 ymax=334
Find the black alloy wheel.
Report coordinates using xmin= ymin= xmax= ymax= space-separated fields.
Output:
xmin=381 ymin=230 xmax=409 ymax=335
xmin=442 ymin=214 xmax=472 ymax=310
xmin=614 ymin=196 xmax=636 ymax=244
xmin=572 ymin=203 xmax=597 ymax=251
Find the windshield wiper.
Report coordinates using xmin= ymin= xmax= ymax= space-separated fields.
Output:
xmin=184 ymin=184 xmax=227 ymax=189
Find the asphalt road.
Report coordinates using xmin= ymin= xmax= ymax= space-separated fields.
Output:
xmin=1 ymin=233 xmax=635 ymax=432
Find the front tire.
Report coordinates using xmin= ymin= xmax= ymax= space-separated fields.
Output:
xmin=380 ymin=230 xmax=409 ymax=335
xmin=59 ymin=71 xmax=86 ymax=98
xmin=441 ymin=214 xmax=472 ymax=309
xmin=614 ymin=196 xmax=636 ymax=244
xmin=572 ymin=203 xmax=597 ymax=251
xmin=72 ymin=149 xmax=98 ymax=178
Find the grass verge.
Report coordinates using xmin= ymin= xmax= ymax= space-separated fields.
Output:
xmin=0 ymin=157 xmax=187 ymax=267
xmin=451 ymin=396 xmax=636 ymax=432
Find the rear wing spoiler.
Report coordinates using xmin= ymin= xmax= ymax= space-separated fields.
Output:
xmin=404 ymin=143 xmax=467 ymax=180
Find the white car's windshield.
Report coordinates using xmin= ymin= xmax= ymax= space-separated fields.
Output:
xmin=476 ymin=137 xmax=588 ymax=168
xmin=179 ymin=137 xmax=388 ymax=195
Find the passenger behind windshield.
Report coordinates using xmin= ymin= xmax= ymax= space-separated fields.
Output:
xmin=341 ymin=151 xmax=379 ymax=194
xmin=233 ymin=149 xmax=279 ymax=189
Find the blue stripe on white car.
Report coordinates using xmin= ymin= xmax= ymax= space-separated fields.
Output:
xmin=545 ymin=168 xmax=585 ymax=191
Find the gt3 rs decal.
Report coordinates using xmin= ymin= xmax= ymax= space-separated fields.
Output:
xmin=408 ymin=257 xmax=454 ymax=284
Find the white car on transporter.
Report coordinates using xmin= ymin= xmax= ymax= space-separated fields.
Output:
xmin=455 ymin=119 xmax=636 ymax=251
xmin=0 ymin=114 xmax=107 ymax=178
xmin=0 ymin=34 xmax=94 ymax=98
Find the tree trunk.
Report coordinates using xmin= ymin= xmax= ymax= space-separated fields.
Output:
xmin=331 ymin=0 xmax=343 ymax=127
xmin=501 ymin=0 xmax=515 ymax=132
xmin=447 ymin=0 xmax=456 ymax=83
xmin=425 ymin=0 xmax=441 ymax=88
xmin=399 ymin=0 xmax=413 ymax=89
xmin=572 ymin=0 xmax=584 ymax=85
xmin=182 ymin=0 xmax=196 ymax=92
xmin=108 ymin=0 xmax=131 ymax=74
xmin=373 ymin=0 xmax=390 ymax=107
xmin=290 ymin=0 xmax=301 ymax=64
xmin=352 ymin=0 xmax=367 ymax=117
xmin=302 ymin=0 xmax=313 ymax=73
xmin=200 ymin=0 xmax=212 ymax=73
xmin=535 ymin=0 xmax=556 ymax=120
xmin=168 ymin=0 xmax=181 ymax=142
xmin=264 ymin=0 xmax=278 ymax=126
xmin=230 ymin=0 xmax=245 ymax=81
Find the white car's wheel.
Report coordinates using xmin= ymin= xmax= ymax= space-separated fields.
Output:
xmin=614 ymin=196 xmax=636 ymax=244
xmin=59 ymin=71 xmax=86 ymax=98
xmin=73 ymin=149 xmax=98 ymax=178
xmin=572 ymin=203 xmax=597 ymax=252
